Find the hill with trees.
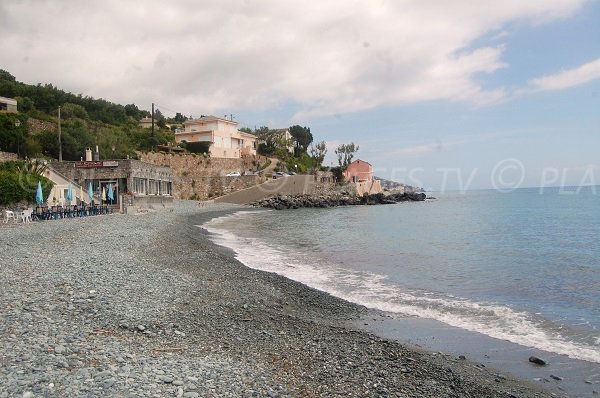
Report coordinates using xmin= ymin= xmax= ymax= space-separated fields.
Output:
xmin=0 ymin=69 xmax=175 ymax=160
xmin=0 ymin=69 xmax=339 ymax=174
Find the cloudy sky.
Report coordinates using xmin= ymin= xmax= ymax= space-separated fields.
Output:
xmin=2 ymin=0 xmax=599 ymax=190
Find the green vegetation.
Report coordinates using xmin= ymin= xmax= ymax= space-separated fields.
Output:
xmin=0 ymin=69 xmax=143 ymax=124
xmin=0 ymin=160 xmax=53 ymax=206
xmin=244 ymin=125 xmax=327 ymax=173
xmin=288 ymin=125 xmax=313 ymax=156
xmin=0 ymin=113 xmax=28 ymax=157
xmin=335 ymin=142 xmax=359 ymax=168
xmin=0 ymin=70 xmax=177 ymax=160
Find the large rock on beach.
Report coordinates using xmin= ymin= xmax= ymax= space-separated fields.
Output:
xmin=528 ymin=356 xmax=547 ymax=366
xmin=252 ymin=191 xmax=427 ymax=210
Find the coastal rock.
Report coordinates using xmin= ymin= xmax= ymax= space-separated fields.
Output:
xmin=528 ymin=356 xmax=547 ymax=366
xmin=251 ymin=191 xmax=426 ymax=210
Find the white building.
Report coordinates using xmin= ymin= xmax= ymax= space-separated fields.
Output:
xmin=175 ymin=115 xmax=257 ymax=158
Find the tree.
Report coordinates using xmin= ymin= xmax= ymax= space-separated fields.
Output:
xmin=15 ymin=96 xmax=35 ymax=113
xmin=335 ymin=143 xmax=359 ymax=168
xmin=0 ymin=160 xmax=54 ymax=205
xmin=255 ymin=126 xmax=276 ymax=155
xmin=0 ymin=69 xmax=16 ymax=82
xmin=173 ymin=112 xmax=188 ymax=123
xmin=61 ymin=102 xmax=89 ymax=119
xmin=310 ymin=141 xmax=327 ymax=167
xmin=289 ymin=125 xmax=313 ymax=155
xmin=124 ymin=103 xmax=147 ymax=120
xmin=154 ymin=108 xmax=166 ymax=129
xmin=0 ymin=113 xmax=27 ymax=157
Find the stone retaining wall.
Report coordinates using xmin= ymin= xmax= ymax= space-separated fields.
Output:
xmin=139 ymin=152 xmax=269 ymax=200
xmin=0 ymin=151 xmax=18 ymax=162
xmin=27 ymin=118 xmax=57 ymax=134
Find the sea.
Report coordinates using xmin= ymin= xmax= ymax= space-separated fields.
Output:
xmin=202 ymin=187 xmax=600 ymax=396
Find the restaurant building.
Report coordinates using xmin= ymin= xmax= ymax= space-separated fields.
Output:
xmin=47 ymin=158 xmax=174 ymax=211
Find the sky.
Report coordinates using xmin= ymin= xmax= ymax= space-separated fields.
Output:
xmin=1 ymin=0 xmax=599 ymax=190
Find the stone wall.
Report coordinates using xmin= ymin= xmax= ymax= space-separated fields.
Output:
xmin=139 ymin=152 xmax=270 ymax=200
xmin=0 ymin=151 xmax=18 ymax=162
xmin=27 ymin=118 xmax=57 ymax=135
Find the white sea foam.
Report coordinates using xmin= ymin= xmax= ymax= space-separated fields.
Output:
xmin=202 ymin=213 xmax=600 ymax=364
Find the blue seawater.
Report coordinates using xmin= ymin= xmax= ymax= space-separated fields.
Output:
xmin=203 ymin=187 xmax=600 ymax=363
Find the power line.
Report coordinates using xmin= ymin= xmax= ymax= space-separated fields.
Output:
xmin=154 ymin=103 xmax=184 ymax=117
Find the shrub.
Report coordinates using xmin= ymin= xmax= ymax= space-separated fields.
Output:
xmin=0 ymin=168 xmax=53 ymax=206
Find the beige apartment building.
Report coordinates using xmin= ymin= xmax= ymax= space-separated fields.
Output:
xmin=175 ymin=116 xmax=257 ymax=158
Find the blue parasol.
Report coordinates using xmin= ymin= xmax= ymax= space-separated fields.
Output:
xmin=88 ymin=182 xmax=94 ymax=203
xmin=107 ymin=184 xmax=114 ymax=202
xmin=36 ymin=181 xmax=44 ymax=205
xmin=66 ymin=182 xmax=73 ymax=204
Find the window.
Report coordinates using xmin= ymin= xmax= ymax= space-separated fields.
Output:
xmin=161 ymin=181 xmax=172 ymax=196
xmin=148 ymin=179 xmax=160 ymax=195
xmin=133 ymin=178 xmax=146 ymax=194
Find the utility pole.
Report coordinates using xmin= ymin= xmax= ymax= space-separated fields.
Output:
xmin=151 ymin=102 xmax=155 ymax=138
xmin=58 ymin=106 xmax=63 ymax=162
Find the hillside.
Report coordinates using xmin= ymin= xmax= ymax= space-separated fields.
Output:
xmin=0 ymin=69 xmax=176 ymax=160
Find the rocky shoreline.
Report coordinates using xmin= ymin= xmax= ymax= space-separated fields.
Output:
xmin=0 ymin=201 xmax=559 ymax=397
xmin=251 ymin=191 xmax=427 ymax=210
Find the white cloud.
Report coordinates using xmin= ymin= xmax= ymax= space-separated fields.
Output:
xmin=0 ymin=0 xmax=588 ymax=119
xmin=525 ymin=57 xmax=600 ymax=92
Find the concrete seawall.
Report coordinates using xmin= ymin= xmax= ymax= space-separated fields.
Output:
xmin=214 ymin=175 xmax=317 ymax=204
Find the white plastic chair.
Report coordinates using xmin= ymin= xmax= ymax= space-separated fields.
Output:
xmin=21 ymin=209 xmax=33 ymax=223
xmin=3 ymin=210 xmax=15 ymax=223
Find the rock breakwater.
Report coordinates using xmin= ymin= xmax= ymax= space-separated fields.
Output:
xmin=251 ymin=191 xmax=427 ymax=210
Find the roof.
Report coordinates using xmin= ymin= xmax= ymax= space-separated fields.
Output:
xmin=183 ymin=115 xmax=238 ymax=126
xmin=239 ymin=131 xmax=257 ymax=138
xmin=0 ymin=96 xmax=17 ymax=106
xmin=349 ymin=159 xmax=372 ymax=166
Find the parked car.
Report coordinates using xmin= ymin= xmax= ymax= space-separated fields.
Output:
xmin=226 ymin=171 xmax=241 ymax=177
xmin=243 ymin=171 xmax=259 ymax=176
xmin=272 ymin=172 xmax=290 ymax=179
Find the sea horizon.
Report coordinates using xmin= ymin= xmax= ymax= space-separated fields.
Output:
xmin=424 ymin=184 xmax=600 ymax=194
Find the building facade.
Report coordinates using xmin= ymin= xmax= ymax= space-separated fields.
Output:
xmin=138 ymin=117 xmax=154 ymax=129
xmin=175 ymin=116 xmax=257 ymax=158
xmin=47 ymin=159 xmax=174 ymax=210
xmin=343 ymin=159 xmax=383 ymax=195
xmin=0 ymin=96 xmax=18 ymax=113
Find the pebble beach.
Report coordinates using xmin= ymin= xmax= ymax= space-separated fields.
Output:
xmin=0 ymin=201 xmax=561 ymax=397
